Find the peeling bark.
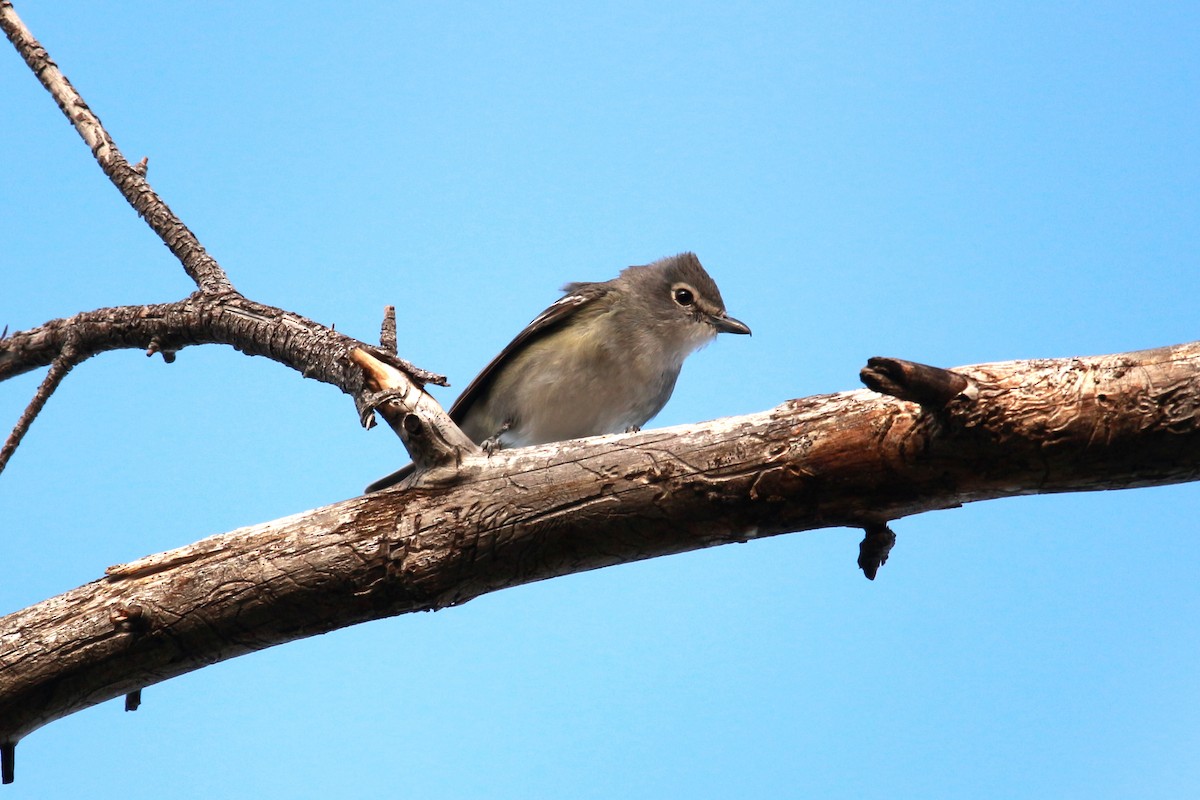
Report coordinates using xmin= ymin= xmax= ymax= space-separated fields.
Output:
xmin=3 ymin=342 xmax=1199 ymax=748
xmin=4 ymin=0 xmax=1200 ymax=785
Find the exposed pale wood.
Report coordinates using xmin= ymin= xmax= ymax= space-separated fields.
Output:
xmin=0 ymin=0 xmax=445 ymax=489
xmin=350 ymin=349 xmax=477 ymax=475
xmin=5 ymin=0 xmax=1200 ymax=785
xmin=4 ymin=342 xmax=1199 ymax=746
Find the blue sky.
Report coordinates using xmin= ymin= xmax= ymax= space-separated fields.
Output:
xmin=2 ymin=2 xmax=1199 ymax=797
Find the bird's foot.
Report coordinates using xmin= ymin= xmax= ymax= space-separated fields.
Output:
xmin=481 ymin=420 xmax=513 ymax=455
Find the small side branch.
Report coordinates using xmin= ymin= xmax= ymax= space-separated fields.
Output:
xmin=351 ymin=349 xmax=477 ymax=477
xmin=0 ymin=345 xmax=81 ymax=476
xmin=380 ymin=306 xmax=398 ymax=354
xmin=1 ymin=741 xmax=13 ymax=785
xmin=0 ymin=298 xmax=446 ymax=472
xmin=861 ymin=357 xmax=972 ymax=409
xmin=0 ymin=299 xmax=447 ymax=388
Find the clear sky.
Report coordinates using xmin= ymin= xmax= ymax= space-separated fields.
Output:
xmin=2 ymin=2 xmax=1199 ymax=798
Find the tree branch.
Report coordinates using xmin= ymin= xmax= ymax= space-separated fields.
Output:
xmin=860 ymin=357 xmax=973 ymax=409
xmin=5 ymin=0 xmax=1198 ymax=787
xmin=0 ymin=0 xmax=231 ymax=294
xmin=0 ymin=297 xmax=444 ymax=389
xmin=351 ymin=349 xmax=478 ymax=476
xmin=0 ymin=339 xmax=81 ymax=474
xmin=1 ymin=0 xmax=452 ymax=476
xmin=4 ymin=341 xmax=1199 ymax=754
xmin=0 ymin=296 xmax=447 ymax=477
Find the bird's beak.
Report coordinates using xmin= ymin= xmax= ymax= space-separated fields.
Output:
xmin=711 ymin=313 xmax=751 ymax=335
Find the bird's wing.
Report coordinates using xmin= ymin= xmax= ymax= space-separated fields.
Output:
xmin=448 ymin=283 xmax=608 ymax=424
xmin=366 ymin=283 xmax=608 ymax=492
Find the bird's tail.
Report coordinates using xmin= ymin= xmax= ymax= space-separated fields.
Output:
xmin=364 ymin=462 xmax=416 ymax=493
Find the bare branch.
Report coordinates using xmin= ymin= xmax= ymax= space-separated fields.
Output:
xmin=0 ymin=296 xmax=447 ymax=471
xmin=351 ymin=348 xmax=477 ymax=476
xmin=0 ymin=341 xmax=81 ymax=475
xmin=4 ymin=341 xmax=1200 ymax=752
xmin=857 ymin=522 xmax=897 ymax=580
xmin=860 ymin=357 xmax=973 ymax=409
xmin=0 ymin=2 xmax=453 ymax=476
xmin=0 ymin=296 xmax=445 ymax=389
xmin=380 ymin=306 xmax=398 ymax=354
xmin=0 ymin=1 xmax=232 ymax=294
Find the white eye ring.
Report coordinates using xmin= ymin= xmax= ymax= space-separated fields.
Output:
xmin=673 ymin=287 xmax=695 ymax=306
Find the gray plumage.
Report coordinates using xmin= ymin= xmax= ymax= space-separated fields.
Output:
xmin=366 ymin=252 xmax=748 ymax=492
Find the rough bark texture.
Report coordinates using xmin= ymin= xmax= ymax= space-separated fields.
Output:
xmin=5 ymin=0 xmax=1200 ymax=784
xmin=0 ymin=0 xmax=231 ymax=294
xmin=0 ymin=297 xmax=444 ymax=390
xmin=0 ymin=0 xmax=447 ymax=486
xmin=3 ymin=342 xmax=1199 ymax=746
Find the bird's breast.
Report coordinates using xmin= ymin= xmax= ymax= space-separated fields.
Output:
xmin=470 ymin=325 xmax=683 ymax=447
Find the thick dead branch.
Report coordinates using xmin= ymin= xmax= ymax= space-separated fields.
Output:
xmin=3 ymin=342 xmax=1200 ymax=755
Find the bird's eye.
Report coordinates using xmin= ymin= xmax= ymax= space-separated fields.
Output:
xmin=673 ymin=287 xmax=695 ymax=306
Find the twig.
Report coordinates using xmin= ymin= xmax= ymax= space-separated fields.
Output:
xmin=1 ymin=741 xmax=13 ymax=785
xmin=857 ymin=522 xmax=897 ymax=580
xmin=0 ymin=0 xmax=233 ymax=294
xmin=380 ymin=306 xmax=397 ymax=354
xmin=0 ymin=345 xmax=81 ymax=476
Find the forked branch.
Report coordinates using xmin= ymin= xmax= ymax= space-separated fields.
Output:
xmin=0 ymin=0 xmax=446 ymax=477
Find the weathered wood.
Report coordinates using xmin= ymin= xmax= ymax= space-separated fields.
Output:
xmin=351 ymin=349 xmax=477 ymax=476
xmin=860 ymin=357 xmax=972 ymax=408
xmin=3 ymin=342 xmax=1199 ymax=748
xmin=0 ymin=0 xmax=232 ymax=294
xmin=0 ymin=298 xmax=444 ymax=390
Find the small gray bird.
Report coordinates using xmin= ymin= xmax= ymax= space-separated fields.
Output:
xmin=366 ymin=252 xmax=749 ymax=492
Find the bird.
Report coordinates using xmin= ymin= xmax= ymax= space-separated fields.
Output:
xmin=366 ymin=252 xmax=750 ymax=492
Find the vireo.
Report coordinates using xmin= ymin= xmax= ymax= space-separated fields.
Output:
xmin=366 ymin=252 xmax=749 ymax=491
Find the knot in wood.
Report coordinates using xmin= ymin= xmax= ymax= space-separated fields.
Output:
xmin=109 ymin=603 xmax=149 ymax=634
